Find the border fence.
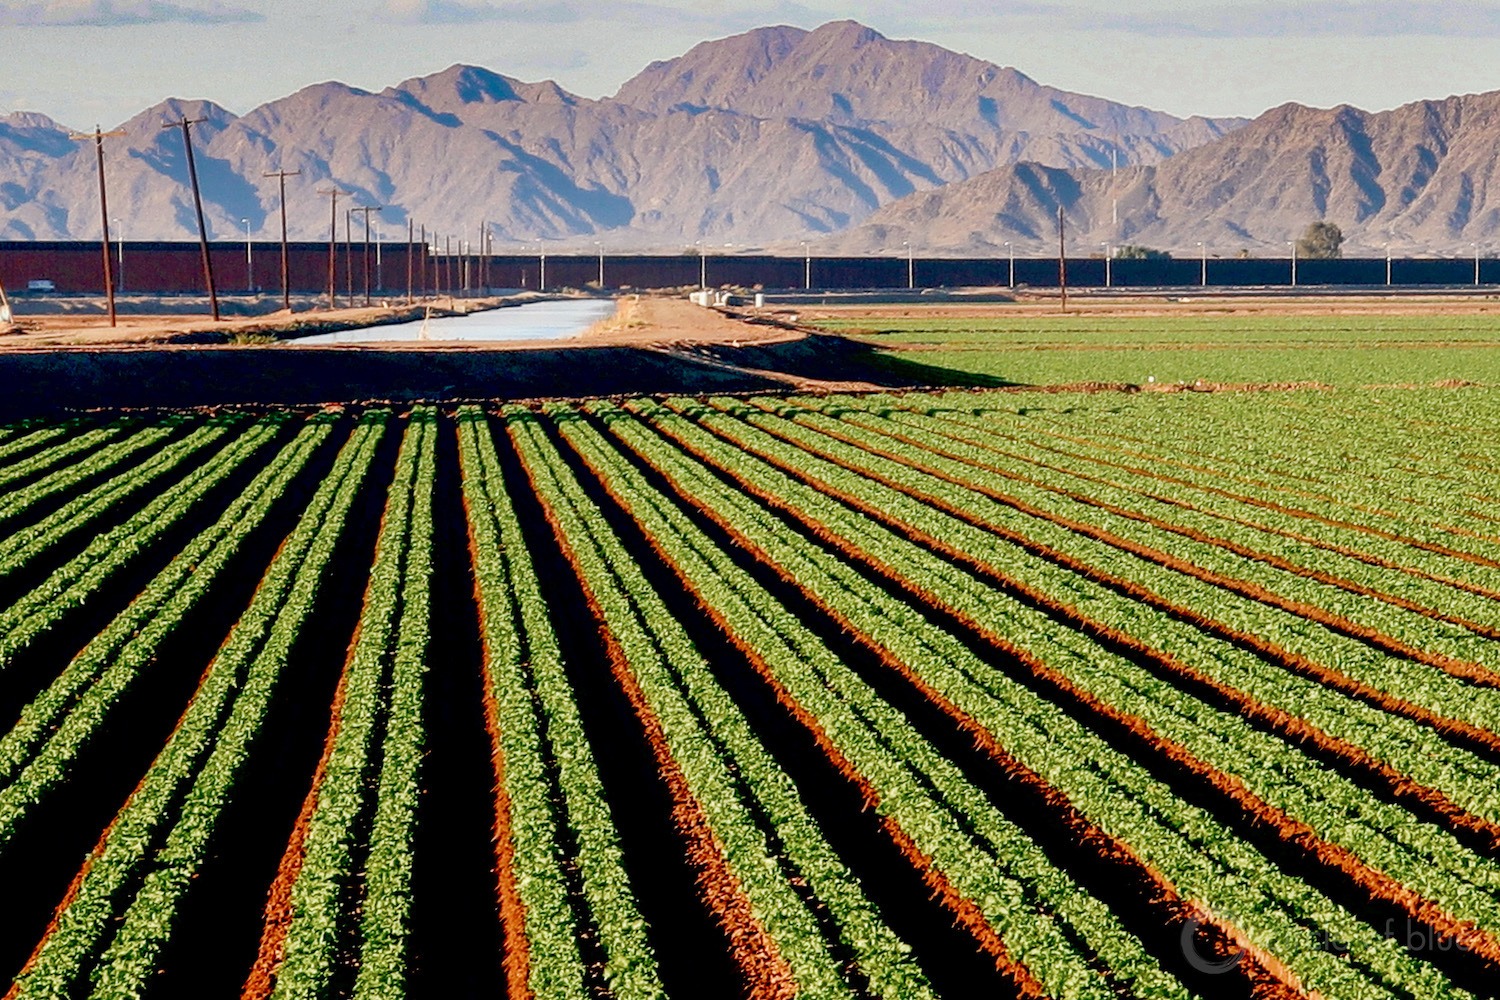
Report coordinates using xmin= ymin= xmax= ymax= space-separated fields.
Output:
xmin=2 ymin=242 xmax=1494 ymax=295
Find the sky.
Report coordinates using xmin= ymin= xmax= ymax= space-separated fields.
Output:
xmin=5 ymin=0 xmax=1500 ymax=128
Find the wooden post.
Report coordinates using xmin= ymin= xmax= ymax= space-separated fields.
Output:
xmin=71 ymin=126 xmax=126 ymax=326
xmin=162 ymin=117 xmax=220 ymax=321
xmin=318 ymin=188 xmax=340 ymax=309
xmin=352 ymin=205 xmax=383 ymax=306
xmin=344 ymin=208 xmax=354 ymax=303
xmin=264 ymin=168 xmax=301 ymax=312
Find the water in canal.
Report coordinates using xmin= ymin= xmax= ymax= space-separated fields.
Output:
xmin=296 ymin=298 xmax=616 ymax=344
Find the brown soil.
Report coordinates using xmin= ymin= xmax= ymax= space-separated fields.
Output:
xmin=0 ymin=296 xmax=549 ymax=348
xmin=1 ymin=293 xmax=1472 ymax=420
xmin=0 ymin=295 xmax=780 ymax=352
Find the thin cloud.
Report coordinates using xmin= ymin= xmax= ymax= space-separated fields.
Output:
xmin=1094 ymin=1 xmax=1500 ymax=38
xmin=0 ymin=0 xmax=262 ymax=25
xmin=376 ymin=0 xmax=826 ymax=29
xmin=376 ymin=0 xmax=581 ymax=24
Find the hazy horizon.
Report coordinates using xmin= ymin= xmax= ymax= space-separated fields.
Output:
xmin=5 ymin=0 xmax=1500 ymax=129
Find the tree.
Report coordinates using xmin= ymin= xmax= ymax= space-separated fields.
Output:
xmin=1296 ymin=221 xmax=1344 ymax=259
xmin=1114 ymin=244 xmax=1171 ymax=260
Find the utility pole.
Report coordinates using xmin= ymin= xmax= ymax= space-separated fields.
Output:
xmin=264 ymin=168 xmax=301 ymax=311
xmin=70 ymin=125 xmax=125 ymax=326
xmin=445 ymin=235 xmax=453 ymax=299
xmin=162 ymin=117 xmax=220 ymax=321
xmin=344 ymin=208 xmax=354 ymax=303
xmin=419 ymin=225 xmax=428 ymax=299
xmin=1198 ymin=242 xmax=1206 ymax=287
xmin=319 ymin=188 xmax=340 ymax=309
xmin=1102 ymin=242 xmax=1111 ymax=289
xmin=904 ymin=240 xmax=913 ymax=289
xmin=1005 ymin=241 xmax=1014 ymax=289
xmin=406 ymin=219 xmax=414 ymax=305
xmin=1057 ymin=206 xmax=1068 ymax=313
xmin=1288 ymin=241 xmax=1297 ymax=288
xmin=352 ymin=205 xmax=383 ymax=306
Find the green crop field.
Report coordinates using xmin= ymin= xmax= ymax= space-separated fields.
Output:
xmin=3 ymin=365 xmax=1500 ymax=996
xmin=814 ymin=313 xmax=1500 ymax=386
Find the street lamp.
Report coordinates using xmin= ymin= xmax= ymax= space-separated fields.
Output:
xmin=113 ymin=217 xmax=124 ymax=293
xmin=1384 ymin=242 xmax=1391 ymax=286
xmin=1475 ymin=242 xmax=1481 ymax=287
xmin=595 ymin=240 xmax=604 ymax=288
xmin=242 ymin=217 xmax=252 ymax=293
xmin=1196 ymin=242 xmax=1205 ymax=287
xmin=539 ymin=243 xmax=547 ymax=292
xmin=801 ymin=240 xmax=810 ymax=290
xmin=1288 ymin=240 xmax=1297 ymax=288
xmin=1102 ymin=242 xmax=1111 ymax=288
xmin=903 ymin=240 xmax=913 ymax=290
xmin=696 ymin=241 xmax=706 ymax=289
xmin=1004 ymin=241 xmax=1014 ymax=289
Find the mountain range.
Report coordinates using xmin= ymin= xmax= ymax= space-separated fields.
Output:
xmin=2 ymin=19 xmax=1497 ymax=255
xmin=818 ymin=94 xmax=1500 ymax=257
xmin=0 ymin=21 xmax=1239 ymax=250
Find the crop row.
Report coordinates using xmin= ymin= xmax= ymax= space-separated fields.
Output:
xmin=0 ymin=417 xmax=241 ymax=585
xmin=719 ymin=395 xmax=1500 ymax=811
xmin=456 ymin=406 xmax=663 ymax=1000
xmin=0 ymin=416 xmax=332 ymax=851
xmin=701 ymin=396 xmax=1500 ymax=920
xmin=622 ymin=396 xmax=1469 ymax=997
xmin=511 ymin=404 xmax=935 ymax=1000
xmin=0 ymin=414 xmax=286 ymax=666
xmin=255 ymin=408 xmax=434 ymax=1000
xmin=6 ymin=413 xmax=386 ymax=1000
xmin=560 ymin=399 xmax=1192 ymax=999
xmin=3 ymin=397 xmax=1496 ymax=999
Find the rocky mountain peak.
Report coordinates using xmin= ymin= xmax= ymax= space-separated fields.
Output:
xmin=0 ymin=20 xmax=1247 ymax=244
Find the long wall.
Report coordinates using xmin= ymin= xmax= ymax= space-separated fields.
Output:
xmin=2 ymin=242 xmax=1494 ymax=294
